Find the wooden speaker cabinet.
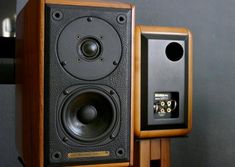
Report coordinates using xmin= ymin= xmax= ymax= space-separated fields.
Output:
xmin=16 ymin=0 xmax=135 ymax=166
xmin=134 ymin=25 xmax=193 ymax=138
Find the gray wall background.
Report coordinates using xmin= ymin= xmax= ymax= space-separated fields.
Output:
xmin=1 ymin=0 xmax=235 ymax=166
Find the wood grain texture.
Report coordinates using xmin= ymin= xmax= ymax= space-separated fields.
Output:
xmin=134 ymin=139 xmax=170 ymax=167
xmin=16 ymin=0 xmax=45 ymax=166
xmin=139 ymin=25 xmax=192 ymax=36
xmin=46 ymin=0 xmax=132 ymax=9
xmin=188 ymin=30 xmax=193 ymax=133
xmin=16 ymin=0 xmax=134 ymax=167
xmin=150 ymin=139 xmax=161 ymax=160
xmin=134 ymin=25 xmax=193 ymax=138
xmin=67 ymin=162 xmax=130 ymax=167
xmin=137 ymin=129 xmax=192 ymax=138
xmin=138 ymin=140 xmax=151 ymax=167
xmin=129 ymin=5 xmax=135 ymax=167
xmin=160 ymin=139 xmax=170 ymax=167
xmin=134 ymin=26 xmax=142 ymax=138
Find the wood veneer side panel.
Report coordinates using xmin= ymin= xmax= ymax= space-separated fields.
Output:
xmin=139 ymin=25 xmax=190 ymax=36
xmin=134 ymin=26 xmax=142 ymax=137
xmin=16 ymin=0 xmax=45 ymax=166
xmin=45 ymin=0 xmax=131 ymax=9
xmin=38 ymin=0 xmax=45 ymax=166
xmin=187 ymin=30 xmax=193 ymax=132
xmin=139 ymin=129 xmax=191 ymax=138
xmin=130 ymin=5 xmax=135 ymax=166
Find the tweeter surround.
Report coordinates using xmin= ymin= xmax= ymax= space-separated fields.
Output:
xmin=57 ymin=85 xmax=121 ymax=146
xmin=57 ymin=16 xmax=122 ymax=81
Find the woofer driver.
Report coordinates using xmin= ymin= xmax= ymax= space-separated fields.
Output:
xmin=57 ymin=85 xmax=120 ymax=146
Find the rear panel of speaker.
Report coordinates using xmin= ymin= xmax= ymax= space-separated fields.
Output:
xmin=44 ymin=4 xmax=133 ymax=166
xmin=134 ymin=26 xmax=192 ymax=138
xmin=141 ymin=34 xmax=188 ymax=130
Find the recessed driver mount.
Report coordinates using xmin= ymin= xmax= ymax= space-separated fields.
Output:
xmin=56 ymin=85 xmax=121 ymax=147
xmin=57 ymin=16 xmax=122 ymax=81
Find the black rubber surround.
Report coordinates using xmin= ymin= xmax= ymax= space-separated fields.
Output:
xmin=57 ymin=85 xmax=121 ymax=146
xmin=57 ymin=16 xmax=122 ymax=81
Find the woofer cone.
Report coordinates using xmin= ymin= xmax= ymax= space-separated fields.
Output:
xmin=61 ymin=88 xmax=118 ymax=144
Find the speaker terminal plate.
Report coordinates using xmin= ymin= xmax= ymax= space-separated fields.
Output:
xmin=153 ymin=92 xmax=179 ymax=119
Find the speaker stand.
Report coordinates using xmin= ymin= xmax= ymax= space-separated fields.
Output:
xmin=134 ymin=138 xmax=170 ymax=167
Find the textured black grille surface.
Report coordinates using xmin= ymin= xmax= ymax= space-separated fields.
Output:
xmin=44 ymin=4 xmax=132 ymax=166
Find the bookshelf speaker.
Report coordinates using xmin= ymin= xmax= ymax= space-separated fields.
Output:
xmin=134 ymin=25 xmax=193 ymax=138
xmin=16 ymin=1 xmax=134 ymax=166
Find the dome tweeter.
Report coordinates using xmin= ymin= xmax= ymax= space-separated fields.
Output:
xmin=80 ymin=38 xmax=102 ymax=61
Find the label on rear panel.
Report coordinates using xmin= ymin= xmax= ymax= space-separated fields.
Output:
xmin=153 ymin=92 xmax=179 ymax=119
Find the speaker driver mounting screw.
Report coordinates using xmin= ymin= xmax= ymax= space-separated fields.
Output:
xmin=109 ymin=90 xmax=114 ymax=95
xmin=113 ymin=61 xmax=118 ymax=65
xmin=110 ymin=133 xmax=115 ymax=139
xmin=61 ymin=61 xmax=67 ymax=66
xmin=63 ymin=90 xmax=70 ymax=95
xmin=51 ymin=151 xmax=62 ymax=160
xmin=116 ymin=148 xmax=125 ymax=157
xmin=62 ymin=137 xmax=68 ymax=142
xmin=52 ymin=11 xmax=63 ymax=21
xmin=117 ymin=15 xmax=126 ymax=24
xmin=87 ymin=17 xmax=93 ymax=22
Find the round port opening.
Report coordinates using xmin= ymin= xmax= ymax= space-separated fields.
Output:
xmin=165 ymin=42 xmax=184 ymax=61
